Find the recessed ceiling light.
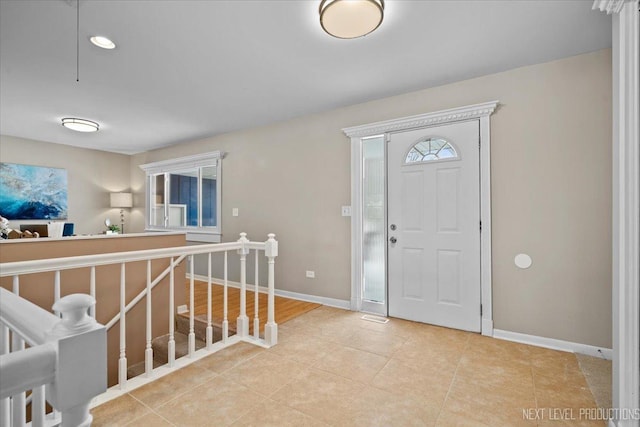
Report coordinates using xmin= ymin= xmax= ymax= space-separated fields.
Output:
xmin=61 ymin=118 xmax=100 ymax=132
xmin=90 ymin=35 xmax=116 ymax=50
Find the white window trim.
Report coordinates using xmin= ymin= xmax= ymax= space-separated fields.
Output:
xmin=139 ymin=151 xmax=224 ymax=243
xmin=343 ymin=101 xmax=498 ymax=336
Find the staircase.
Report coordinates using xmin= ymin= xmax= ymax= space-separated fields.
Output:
xmin=127 ymin=313 xmax=238 ymax=379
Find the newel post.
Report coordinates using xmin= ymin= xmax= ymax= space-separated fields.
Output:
xmin=236 ymin=232 xmax=250 ymax=337
xmin=264 ymin=233 xmax=278 ymax=346
xmin=47 ymin=294 xmax=107 ymax=427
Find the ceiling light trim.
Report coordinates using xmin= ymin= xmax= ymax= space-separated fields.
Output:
xmin=90 ymin=35 xmax=116 ymax=49
xmin=319 ymin=0 xmax=384 ymax=39
xmin=61 ymin=117 xmax=100 ymax=132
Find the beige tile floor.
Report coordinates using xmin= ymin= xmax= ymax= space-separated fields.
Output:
xmin=92 ymin=306 xmax=609 ymax=427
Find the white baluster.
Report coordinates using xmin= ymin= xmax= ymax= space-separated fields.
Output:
xmin=254 ymin=250 xmax=260 ymax=340
xmin=188 ymin=255 xmax=195 ymax=357
xmin=31 ymin=386 xmax=45 ymax=427
xmin=236 ymin=233 xmax=249 ymax=337
xmin=51 ymin=269 xmax=64 ymax=426
xmin=54 ymin=270 xmax=61 ymax=317
xmin=51 ymin=271 xmax=64 ymax=423
xmin=145 ymin=260 xmax=153 ymax=377
xmin=0 ymin=323 xmax=9 ymax=427
xmin=222 ymin=251 xmax=228 ymax=342
xmin=89 ymin=266 xmax=96 ymax=318
xmin=168 ymin=257 xmax=176 ymax=367
xmin=206 ymin=252 xmax=213 ymax=349
xmin=264 ymin=234 xmax=278 ymax=346
xmin=118 ymin=263 xmax=127 ymax=389
xmin=11 ymin=276 xmax=25 ymax=426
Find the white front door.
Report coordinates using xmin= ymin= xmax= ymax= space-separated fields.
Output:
xmin=387 ymin=120 xmax=481 ymax=332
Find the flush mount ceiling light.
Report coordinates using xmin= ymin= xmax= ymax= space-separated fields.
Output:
xmin=319 ymin=0 xmax=384 ymax=39
xmin=61 ymin=117 xmax=100 ymax=132
xmin=90 ymin=35 xmax=116 ymax=49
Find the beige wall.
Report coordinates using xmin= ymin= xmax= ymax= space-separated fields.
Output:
xmin=0 ymin=135 xmax=131 ymax=235
xmin=130 ymin=49 xmax=612 ymax=348
xmin=2 ymin=50 xmax=609 ymax=348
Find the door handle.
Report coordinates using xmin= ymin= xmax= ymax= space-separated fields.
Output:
xmin=389 ymin=237 xmax=397 ymax=244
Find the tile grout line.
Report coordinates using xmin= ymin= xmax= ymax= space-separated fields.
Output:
xmin=132 ymin=367 xmax=220 ymax=411
xmin=126 ymin=392 xmax=177 ymax=427
xmin=155 ymin=344 xmax=261 ymax=399
xmin=265 ymin=397 xmax=333 ymax=427
xmin=225 ymin=394 xmax=271 ymax=426
xmin=528 ymin=355 xmax=540 ymax=427
xmin=432 ymin=333 xmax=471 ymax=426
xmin=221 ymin=350 xmax=311 ymax=399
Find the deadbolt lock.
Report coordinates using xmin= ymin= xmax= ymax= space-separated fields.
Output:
xmin=390 ymin=224 xmax=397 ymax=231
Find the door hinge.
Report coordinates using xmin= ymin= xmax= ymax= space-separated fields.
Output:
xmin=479 ymin=221 xmax=482 ymax=232
xmin=480 ymin=304 xmax=483 ymax=316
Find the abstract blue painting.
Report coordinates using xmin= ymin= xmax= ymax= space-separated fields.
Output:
xmin=0 ymin=163 xmax=68 ymax=220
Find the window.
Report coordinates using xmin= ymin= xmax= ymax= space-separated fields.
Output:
xmin=140 ymin=151 xmax=223 ymax=242
xmin=405 ymin=138 xmax=458 ymax=164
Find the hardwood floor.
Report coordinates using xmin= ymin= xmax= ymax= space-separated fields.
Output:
xmin=183 ymin=280 xmax=320 ymax=335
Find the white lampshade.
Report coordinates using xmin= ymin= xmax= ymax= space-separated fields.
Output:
xmin=110 ymin=192 xmax=133 ymax=208
xmin=319 ymin=0 xmax=384 ymax=39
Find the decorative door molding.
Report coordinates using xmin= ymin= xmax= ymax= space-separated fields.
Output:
xmin=343 ymin=101 xmax=498 ymax=336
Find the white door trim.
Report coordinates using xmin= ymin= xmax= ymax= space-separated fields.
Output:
xmin=343 ymin=101 xmax=499 ymax=336
xmin=593 ymin=1 xmax=640 ymax=425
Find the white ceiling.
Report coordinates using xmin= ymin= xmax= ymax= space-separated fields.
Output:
xmin=0 ymin=0 xmax=611 ymax=155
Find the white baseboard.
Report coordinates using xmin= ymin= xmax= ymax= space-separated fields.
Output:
xmin=275 ymin=288 xmax=351 ymax=310
xmin=493 ymin=329 xmax=613 ymax=360
xmin=187 ymin=273 xmax=351 ymax=310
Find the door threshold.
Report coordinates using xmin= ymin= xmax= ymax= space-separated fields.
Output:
xmin=361 ymin=314 xmax=389 ymax=324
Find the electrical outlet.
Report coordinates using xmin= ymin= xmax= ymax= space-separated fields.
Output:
xmin=305 ymin=270 xmax=315 ymax=279
xmin=341 ymin=206 xmax=351 ymax=217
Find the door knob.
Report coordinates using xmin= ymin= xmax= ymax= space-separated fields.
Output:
xmin=389 ymin=237 xmax=397 ymax=244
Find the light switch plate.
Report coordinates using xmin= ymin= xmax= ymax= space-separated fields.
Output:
xmin=341 ymin=206 xmax=351 ymax=217
xmin=232 ymin=208 xmax=239 ymax=217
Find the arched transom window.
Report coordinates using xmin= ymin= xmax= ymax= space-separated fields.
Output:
xmin=405 ymin=138 xmax=458 ymax=164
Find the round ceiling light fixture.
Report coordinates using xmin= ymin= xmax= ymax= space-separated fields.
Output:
xmin=319 ymin=0 xmax=384 ymax=39
xmin=61 ymin=117 xmax=100 ymax=132
xmin=90 ymin=35 xmax=116 ymax=49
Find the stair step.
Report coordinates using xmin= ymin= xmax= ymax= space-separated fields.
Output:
xmin=128 ymin=330 xmax=209 ymax=380
xmin=127 ymin=315 xmax=241 ymax=380
xmin=176 ymin=312 xmax=236 ymax=342
xmin=152 ymin=331 xmax=206 ymax=365
xmin=127 ymin=358 xmax=164 ymax=380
